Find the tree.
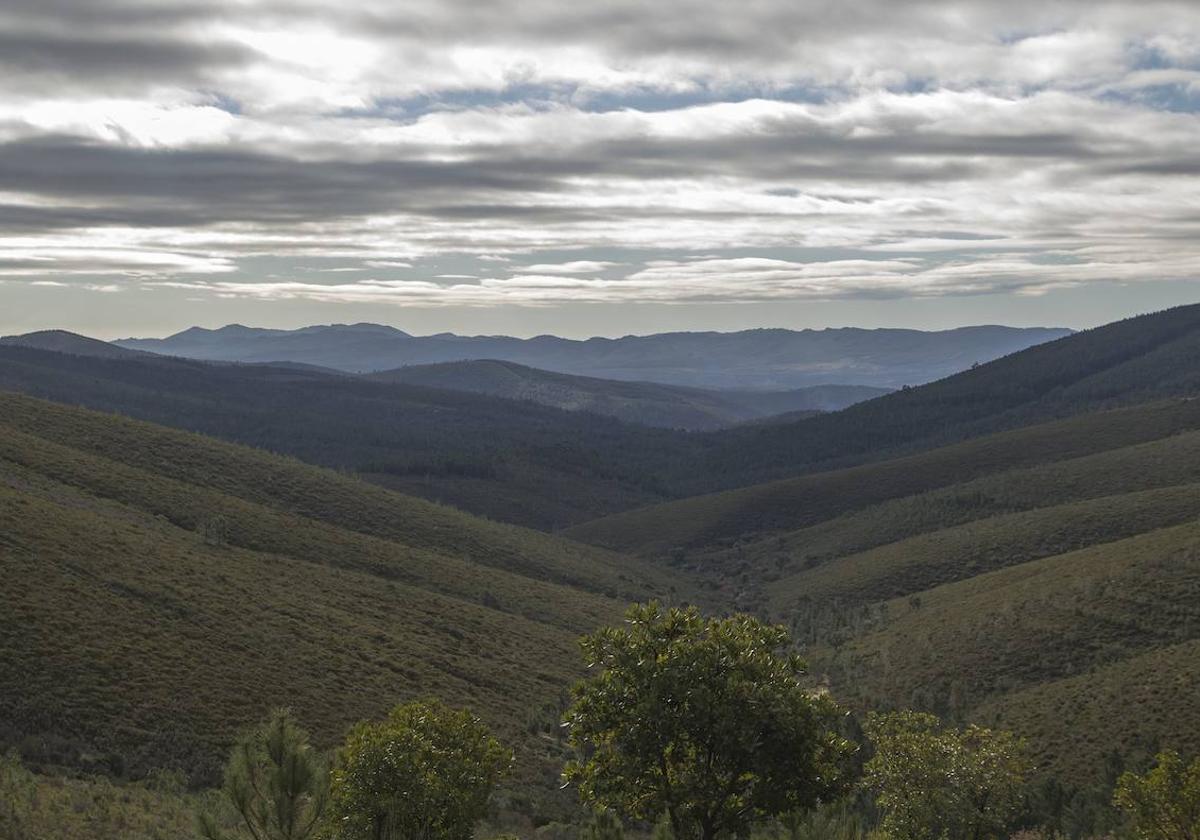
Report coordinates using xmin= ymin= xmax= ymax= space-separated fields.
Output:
xmin=862 ymin=710 xmax=1029 ymax=840
xmin=1113 ymin=750 xmax=1200 ymax=840
xmin=563 ymin=602 xmax=853 ymax=840
xmin=327 ymin=699 xmax=511 ymax=840
xmin=200 ymin=709 xmax=328 ymax=840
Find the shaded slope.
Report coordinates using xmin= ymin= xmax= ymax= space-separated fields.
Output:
xmin=686 ymin=302 xmax=1200 ymax=492
xmin=371 ymin=359 xmax=886 ymax=430
xmin=0 ymin=345 xmax=695 ymax=529
xmin=0 ymin=392 xmax=691 ymax=804
xmin=0 ymin=329 xmax=147 ymax=359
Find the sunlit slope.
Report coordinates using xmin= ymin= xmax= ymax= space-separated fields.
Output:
xmin=975 ymin=639 xmax=1200 ymax=783
xmin=816 ymin=521 xmax=1200 ymax=782
xmin=0 ymin=391 xmax=690 ymax=796
xmin=565 ymin=399 xmax=1200 ymax=557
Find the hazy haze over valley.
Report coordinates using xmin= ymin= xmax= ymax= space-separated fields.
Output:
xmin=0 ymin=1 xmax=1198 ymax=338
xmin=114 ymin=322 xmax=1071 ymax=389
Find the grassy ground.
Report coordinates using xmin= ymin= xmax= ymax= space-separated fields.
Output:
xmin=0 ymin=755 xmax=206 ymax=840
xmin=811 ymin=521 xmax=1200 ymax=783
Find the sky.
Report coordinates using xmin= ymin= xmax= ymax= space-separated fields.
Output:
xmin=1 ymin=0 xmax=1199 ymax=339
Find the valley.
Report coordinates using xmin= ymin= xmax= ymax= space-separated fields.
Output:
xmin=4 ymin=304 xmax=1200 ymax=837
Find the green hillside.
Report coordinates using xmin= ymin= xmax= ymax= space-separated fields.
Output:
xmin=565 ymin=398 xmax=1200 ymax=556
xmin=819 ymin=521 xmax=1200 ymax=783
xmin=974 ymin=639 xmax=1200 ymax=784
xmin=563 ymin=386 xmax=1200 ymax=794
xmin=0 ymin=391 xmax=692 ymax=819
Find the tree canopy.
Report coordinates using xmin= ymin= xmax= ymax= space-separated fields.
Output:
xmin=564 ymin=602 xmax=853 ymax=840
xmin=863 ymin=710 xmax=1029 ymax=840
xmin=326 ymin=699 xmax=511 ymax=840
xmin=1113 ymin=750 xmax=1200 ymax=840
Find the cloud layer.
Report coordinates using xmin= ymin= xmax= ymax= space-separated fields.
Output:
xmin=2 ymin=0 xmax=1198 ymax=311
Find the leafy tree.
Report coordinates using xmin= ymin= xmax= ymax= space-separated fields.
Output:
xmin=327 ymin=699 xmax=511 ymax=840
xmin=200 ymin=709 xmax=328 ymax=840
xmin=862 ymin=710 xmax=1029 ymax=840
xmin=1113 ymin=750 xmax=1200 ymax=839
xmin=564 ymin=602 xmax=853 ymax=840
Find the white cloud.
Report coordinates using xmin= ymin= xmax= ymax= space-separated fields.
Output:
xmin=0 ymin=0 xmax=1197 ymax=313
xmin=516 ymin=261 xmax=620 ymax=274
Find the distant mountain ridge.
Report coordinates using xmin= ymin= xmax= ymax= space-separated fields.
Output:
xmin=115 ymin=322 xmax=1073 ymax=390
xmin=369 ymin=359 xmax=889 ymax=429
xmin=567 ymin=302 xmax=1200 ymax=552
xmin=0 ymin=329 xmax=148 ymax=359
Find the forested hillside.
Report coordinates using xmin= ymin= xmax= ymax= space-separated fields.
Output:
xmin=567 ymin=394 xmax=1200 ymax=809
xmin=0 ymin=345 xmax=697 ymax=528
xmin=5 ymin=305 xmax=1200 ymax=838
xmin=685 ymin=302 xmax=1200 ymax=492
xmin=0 ymin=391 xmax=693 ymax=820
xmin=6 ymin=304 xmax=1200 ymax=536
xmin=370 ymin=359 xmax=886 ymax=429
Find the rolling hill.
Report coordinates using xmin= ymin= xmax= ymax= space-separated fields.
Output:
xmin=3 ymin=303 xmax=1198 ymax=533
xmin=568 ymin=302 xmax=1200 ymax=545
xmin=115 ymin=322 xmax=1070 ymax=389
xmin=565 ymin=398 xmax=1200 ymax=797
xmin=0 ymin=329 xmax=149 ymax=359
xmin=369 ymin=359 xmax=887 ymax=430
xmin=0 ymin=390 xmax=694 ymax=820
xmin=8 ymin=303 xmax=1200 ymax=823
xmin=0 ymin=344 xmax=700 ymax=529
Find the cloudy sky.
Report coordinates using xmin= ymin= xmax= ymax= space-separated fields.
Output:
xmin=2 ymin=0 xmax=1199 ymax=338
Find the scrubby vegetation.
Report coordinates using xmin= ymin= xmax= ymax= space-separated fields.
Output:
xmin=8 ymin=304 xmax=1200 ymax=838
xmin=8 ymin=603 xmax=1196 ymax=839
xmin=0 ymin=391 xmax=696 ymax=823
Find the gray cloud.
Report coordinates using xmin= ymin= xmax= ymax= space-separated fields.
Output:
xmin=0 ymin=0 xmax=1196 ymax=318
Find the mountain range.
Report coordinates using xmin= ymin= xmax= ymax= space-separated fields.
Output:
xmin=5 ymin=303 xmax=1200 ymax=830
xmin=115 ymin=322 xmax=1072 ymax=389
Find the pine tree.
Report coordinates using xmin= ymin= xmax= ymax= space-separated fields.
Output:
xmin=200 ymin=709 xmax=328 ymax=840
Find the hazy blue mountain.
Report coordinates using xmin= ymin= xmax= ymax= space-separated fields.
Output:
xmin=369 ymin=359 xmax=889 ymax=429
xmin=116 ymin=323 xmax=1072 ymax=389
